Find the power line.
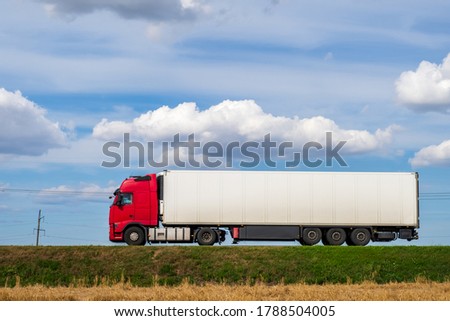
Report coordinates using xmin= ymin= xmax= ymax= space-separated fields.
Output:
xmin=0 ymin=188 xmax=111 ymax=195
xmin=0 ymin=223 xmax=35 ymax=228
xmin=419 ymin=192 xmax=450 ymax=200
xmin=44 ymin=235 xmax=101 ymax=242
xmin=421 ymin=192 xmax=450 ymax=194
xmin=0 ymin=234 xmax=34 ymax=241
xmin=418 ymin=235 xmax=450 ymax=239
xmin=45 ymin=222 xmax=106 ymax=229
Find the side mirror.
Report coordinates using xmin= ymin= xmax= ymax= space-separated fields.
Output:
xmin=115 ymin=194 xmax=123 ymax=206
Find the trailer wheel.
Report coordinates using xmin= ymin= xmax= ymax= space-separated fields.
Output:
xmin=325 ymin=228 xmax=346 ymax=246
xmin=197 ymin=228 xmax=217 ymax=246
xmin=124 ymin=226 xmax=146 ymax=246
xmin=302 ymin=228 xmax=322 ymax=246
xmin=345 ymin=236 xmax=355 ymax=246
xmin=350 ymin=228 xmax=371 ymax=246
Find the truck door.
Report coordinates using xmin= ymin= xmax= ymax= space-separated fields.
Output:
xmin=112 ymin=192 xmax=135 ymax=224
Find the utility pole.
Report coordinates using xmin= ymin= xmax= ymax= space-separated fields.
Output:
xmin=34 ymin=209 xmax=45 ymax=246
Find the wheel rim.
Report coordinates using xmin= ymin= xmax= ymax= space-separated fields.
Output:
xmin=201 ymin=231 xmax=213 ymax=242
xmin=331 ymin=231 xmax=341 ymax=241
xmin=129 ymin=232 xmax=139 ymax=242
xmin=307 ymin=231 xmax=317 ymax=240
xmin=356 ymin=232 xmax=367 ymax=241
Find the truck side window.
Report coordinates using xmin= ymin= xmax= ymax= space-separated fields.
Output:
xmin=121 ymin=193 xmax=132 ymax=205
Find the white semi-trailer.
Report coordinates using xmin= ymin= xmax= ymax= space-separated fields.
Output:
xmin=109 ymin=170 xmax=419 ymax=246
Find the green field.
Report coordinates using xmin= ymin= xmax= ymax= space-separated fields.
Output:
xmin=1 ymin=246 xmax=449 ymax=287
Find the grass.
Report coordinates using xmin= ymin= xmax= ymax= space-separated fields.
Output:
xmin=1 ymin=280 xmax=449 ymax=301
xmin=1 ymin=246 xmax=449 ymax=288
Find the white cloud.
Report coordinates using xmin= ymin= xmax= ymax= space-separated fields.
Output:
xmin=0 ymin=1 xmax=401 ymax=104
xmin=8 ymin=136 xmax=106 ymax=168
xmin=410 ymin=139 xmax=450 ymax=167
xmin=0 ymin=88 xmax=67 ymax=156
xmin=93 ymin=99 xmax=397 ymax=154
xmin=396 ymin=53 xmax=450 ymax=113
xmin=39 ymin=0 xmax=207 ymax=22
xmin=37 ymin=183 xmax=115 ymax=204
xmin=0 ymin=182 xmax=10 ymax=195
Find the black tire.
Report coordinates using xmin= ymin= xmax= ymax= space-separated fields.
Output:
xmin=197 ymin=228 xmax=217 ymax=246
xmin=302 ymin=227 xmax=322 ymax=246
xmin=346 ymin=235 xmax=355 ymax=246
xmin=325 ymin=228 xmax=346 ymax=246
xmin=124 ymin=226 xmax=146 ymax=246
xmin=350 ymin=228 xmax=371 ymax=246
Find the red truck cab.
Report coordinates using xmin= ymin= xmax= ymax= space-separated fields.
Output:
xmin=109 ymin=174 xmax=158 ymax=245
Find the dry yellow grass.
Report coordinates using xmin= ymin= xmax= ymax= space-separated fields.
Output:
xmin=1 ymin=281 xmax=449 ymax=301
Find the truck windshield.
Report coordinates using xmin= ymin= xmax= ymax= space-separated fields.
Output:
xmin=121 ymin=193 xmax=132 ymax=205
xmin=112 ymin=191 xmax=133 ymax=206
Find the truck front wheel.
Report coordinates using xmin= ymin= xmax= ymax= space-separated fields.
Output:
xmin=124 ymin=226 xmax=146 ymax=246
xmin=197 ymin=228 xmax=217 ymax=246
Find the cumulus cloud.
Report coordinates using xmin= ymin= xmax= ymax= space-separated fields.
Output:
xmin=39 ymin=0 xmax=207 ymax=22
xmin=37 ymin=183 xmax=115 ymax=204
xmin=93 ymin=99 xmax=397 ymax=154
xmin=410 ymin=139 xmax=450 ymax=167
xmin=396 ymin=53 xmax=450 ymax=113
xmin=0 ymin=88 xmax=67 ymax=156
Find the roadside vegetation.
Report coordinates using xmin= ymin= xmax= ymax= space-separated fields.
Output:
xmin=2 ymin=280 xmax=449 ymax=301
xmin=1 ymin=246 xmax=449 ymax=288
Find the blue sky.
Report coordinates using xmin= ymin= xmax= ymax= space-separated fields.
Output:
xmin=1 ymin=0 xmax=450 ymax=246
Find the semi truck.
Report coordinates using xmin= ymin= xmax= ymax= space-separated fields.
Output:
xmin=109 ymin=170 xmax=419 ymax=246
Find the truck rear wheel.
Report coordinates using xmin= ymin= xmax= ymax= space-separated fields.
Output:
xmin=124 ymin=226 xmax=146 ymax=246
xmin=346 ymin=236 xmax=355 ymax=246
xmin=197 ymin=228 xmax=217 ymax=246
xmin=350 ymin=228 xmax=371 ymax=246
xmin=325 ymin=228 xmax=346 ymax=246
xmin=301 ymin=228 xmax=322 ymax=246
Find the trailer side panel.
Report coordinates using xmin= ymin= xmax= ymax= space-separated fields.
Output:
xmin=161 ymin=171 xmax=418 ymax=227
